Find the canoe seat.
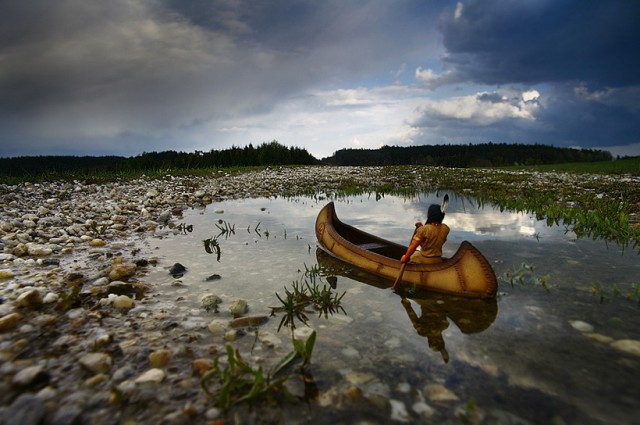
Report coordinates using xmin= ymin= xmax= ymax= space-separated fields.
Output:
xmin=358 ymin=242 xmax=387 ymax=251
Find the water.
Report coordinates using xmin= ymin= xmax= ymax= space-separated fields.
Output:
xmin=142 ymin=193 xmax=640 ymax=424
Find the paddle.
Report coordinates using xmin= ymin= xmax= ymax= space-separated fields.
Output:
xmin=392 ymin=194 xmax=449 ymax=290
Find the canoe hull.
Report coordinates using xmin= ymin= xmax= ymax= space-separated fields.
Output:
xmin=315 ymin=202 xmax=498 ymax=298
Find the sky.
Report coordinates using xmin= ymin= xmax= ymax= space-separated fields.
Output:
xmin=1 ymin=0 xmax=639 ymax=160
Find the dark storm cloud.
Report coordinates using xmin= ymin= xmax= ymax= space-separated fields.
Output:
xmin=0 ymin=0 xmax=446 ymax=157
xmin=438 ymin=0 xmax=640 ymax=88
xmin=1 ymin=0 xmax=638 ymax=158
xmin=408 ymin=0 xmax=640 ymax=153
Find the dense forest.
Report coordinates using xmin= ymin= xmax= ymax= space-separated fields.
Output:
xmin=0 ymin=141 xmax=318 ymax=178
xmin=0 ymin=141 xmax=616 ymax=179
xmin=321 ymin=143 xmax=612 ymax=167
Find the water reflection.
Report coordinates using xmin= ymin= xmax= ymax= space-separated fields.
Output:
xmin=315 ymin=249 xmax=497 ymax=364
xmin=144 ymin=193 xmax=640 ymax=424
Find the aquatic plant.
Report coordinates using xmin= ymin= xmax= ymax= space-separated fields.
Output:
xmin=176 ymin=222 xmax=193 ymax=234
xmin=203 ymin=219 xmax=237 ymax=260
xmin=200 ymin=345 xmax=298 ymax=412
xmin=272 ymin=288 xmax=310 ymax=332
xmin=500 ymin=263 xmax=551 ymax=292
xmin=270 ymin=265 xmax=347 ymax=331
xmin=203 ymin=236 xmax=221 ymax=261
xmin=215 ymin=219 xmax=235 ymax=237
xmin=591 ymin=282 xmax=640 ymax=306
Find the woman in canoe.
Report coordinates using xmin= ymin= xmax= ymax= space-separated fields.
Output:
xmin=400 ymin=204 xmax=450 ymax=265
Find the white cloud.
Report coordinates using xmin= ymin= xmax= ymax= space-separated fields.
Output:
xmin=411 ymin=89 xmax=540 ymax=128
xmin=454 ymin=2 xmax=464 ymax=21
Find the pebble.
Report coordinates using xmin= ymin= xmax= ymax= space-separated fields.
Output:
xmin=2 ymin=394 xmax=46 ymax=425
xmin=108 ymin=263 xmax=137 ymax=281
xmin=149 ymin=349 xmax=173 ymax=368
xmin=569 ymin=320 xmax=594 ymax=333
xmin=228 ymin=299 xmax=248 ymax=316
xmin=78 ymin=352 xmax=113 ymax=374
xmin=201 ymin=294 xmax=222 ymax=312
xmin=610 ymin=339 xmax=640 ymax=357
xmin=192 ymin=358 xmax=213 ymax=376
xmin=16 ymin=289 xmax=43 ymax=308
xmin=135 ymin=368 xmax=166 ymax=384
xmin=12 ymin=365 xmax=49 ymax=388
xmin=113 ymin=295 xmax=135 ymax=310
xmin=424 ymin=384 xmax=459 ymax=401
xmin=0 ymin=312 xmax=23 ymax=331
xmin=0 ymin=269 xmax=15 ymax=279
xmin=230 ymin=315 xmax=269 ymax=328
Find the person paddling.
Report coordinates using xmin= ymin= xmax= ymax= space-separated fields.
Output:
xmin=400 ymin=204 xmax=450 ymax=265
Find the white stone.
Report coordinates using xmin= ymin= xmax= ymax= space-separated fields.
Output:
xmin=610 ymin=339 xmax=640 ymax=357
xmin=79 ymin=352 xmax=113 ymax=374
xmin=113 ymin=295 xmax=135 ymax=310
xmin=43 ymin=293 xmax=60 ymax=304
xmin=569 ymin=320 xmax=594 ymax=333
xmin=27 ymin=244 xmax=52 ymax=256
xmin=135 ymin=368 xmax=166 ymax=384
xmin=390 ymin=399 xmax=410 ymax=423
xmin=207 ymin=319 xmax=226 ymax=334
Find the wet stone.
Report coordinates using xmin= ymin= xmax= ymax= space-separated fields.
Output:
xmin=228 ymin=299 xmax=248 ymax=317
xmin=108 ymin=263 xmax=137 ymax=281
xmin=230 ymin=315 xmax=269 ymax=328
xmin=169 ymin=263 xmax=187 ymax=278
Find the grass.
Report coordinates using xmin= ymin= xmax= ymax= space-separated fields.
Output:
xmin=500 ymin=156 xmax=640 ymax=176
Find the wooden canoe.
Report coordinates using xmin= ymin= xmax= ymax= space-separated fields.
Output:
xmin=315 ymin=202 xmax=498 ymax=298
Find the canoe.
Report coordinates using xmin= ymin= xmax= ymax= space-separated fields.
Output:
xmin=315 ymin=202 xmax=498 ymax=298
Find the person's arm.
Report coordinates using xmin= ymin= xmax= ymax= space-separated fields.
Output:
xmin=400 ymin=234 xmax=422 ymax=263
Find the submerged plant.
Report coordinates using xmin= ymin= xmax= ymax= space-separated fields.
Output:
xmin=591 ymin=282 xmax=640 ymax=305
xmin=500 ymin=262 xmax=551 ymax=292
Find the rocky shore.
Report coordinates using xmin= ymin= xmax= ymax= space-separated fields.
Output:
xmin=0 ymin=166 xmax=405 ymax=425
xmin=1 ymin=165 xmax=639 ymax=425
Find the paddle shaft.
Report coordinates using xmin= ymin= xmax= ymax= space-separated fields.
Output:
xmin=392 ymin=194 xmax=449 ymax=290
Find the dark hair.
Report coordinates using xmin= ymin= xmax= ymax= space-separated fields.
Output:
xmin=426 ymin=204 xmax=445 ymax=223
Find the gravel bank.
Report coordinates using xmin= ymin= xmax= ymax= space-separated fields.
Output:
xmin=0 ymin=166 xmax=403 ymax=424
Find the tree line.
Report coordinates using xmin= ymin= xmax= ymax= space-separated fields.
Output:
xmin=1 ymin=141 xmax=615 ymax=179
xmin=321 ymin=143 xmax=612 ymax=167
xmin=0 ymin=141 xmax=319 ymax=178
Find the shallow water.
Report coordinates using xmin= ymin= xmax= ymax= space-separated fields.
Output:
xmin=142 ymin=193 xmax=640 ymax=424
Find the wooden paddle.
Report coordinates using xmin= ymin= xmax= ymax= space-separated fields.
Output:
xmin=392 ymin=194 xmax=449 ymax=290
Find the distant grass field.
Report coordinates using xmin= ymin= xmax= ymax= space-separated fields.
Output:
xmin=501 ymin=157 xmax=640 ymax=176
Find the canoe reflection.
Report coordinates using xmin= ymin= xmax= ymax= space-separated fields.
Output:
xmin=316 ymin=248 xmax=498 ymax=363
